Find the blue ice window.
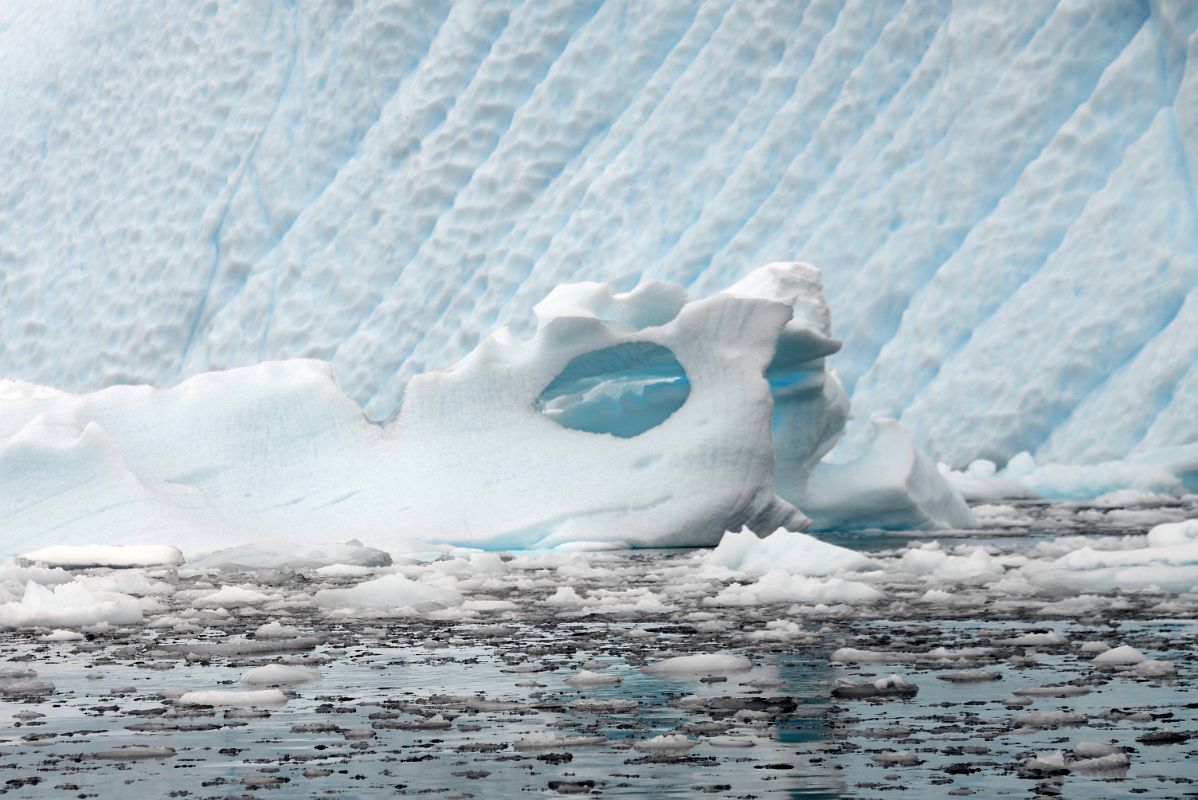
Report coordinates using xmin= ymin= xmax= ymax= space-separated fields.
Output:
xmin=535 ymin=342 xmax=690 ymax=438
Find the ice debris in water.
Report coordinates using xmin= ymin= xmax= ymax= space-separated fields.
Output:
xmin=0 ymin=580 xmax=143 ymax=628
xmin=311 ymin=573 xmax=463 ymax=614
xmin=642 ymin=654 xmax=752 ymax=676
xmin=707 ymin=527 xmax=876 ymax=576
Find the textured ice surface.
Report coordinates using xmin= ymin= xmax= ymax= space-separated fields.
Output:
xmin=3 ymin=0 xmax=1197 ymax=468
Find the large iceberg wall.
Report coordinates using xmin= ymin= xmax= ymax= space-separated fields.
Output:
xmin=2 ymin=0 xmax=1198 ymax=466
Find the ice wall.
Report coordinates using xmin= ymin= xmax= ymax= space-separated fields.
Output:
xmin=3 ymin=0 xmax=1197 ymax=466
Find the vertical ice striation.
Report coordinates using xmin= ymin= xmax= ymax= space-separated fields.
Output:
xmin=2 ymin=0 xmax=1197 ymax=466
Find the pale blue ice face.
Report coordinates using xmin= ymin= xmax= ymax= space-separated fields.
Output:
xmin=534 ymin=342 xmax=690 ymax=438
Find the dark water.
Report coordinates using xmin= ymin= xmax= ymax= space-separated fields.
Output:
xmin=1 ymin=538 xmax=1196 ymax=799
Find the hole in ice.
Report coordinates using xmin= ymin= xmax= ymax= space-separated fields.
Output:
xmin=535 ymin=342 xmax=690 ymax=438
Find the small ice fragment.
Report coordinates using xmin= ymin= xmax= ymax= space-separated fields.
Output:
xmin=1000 ymin=631 xmax=1068 ymax=647
xmin=642 ymin=654 xmax=751 ymax=676
xmin=1073 ymin=742 xmax=1117 ymax=758
xmin=513 ymin=732 xmax=606 ymax=750
xmin=708 ymin=736 xmax=756 ymax=748
xmin=870 ymin=750 xmax=922 ymax=766
xmin=1079 ymin=641 xmax=1110 ymax=654
xmin=565 ymin=670 xmax=620 ymax=687
xmin=545 ymin=586 xmax=585 ymax=607
xmin=253 ymin=621 xmax=302 ymax=639
xmin=1131 ymin=659 xmax=1175 ymax=677
xmin=194 ymin=585 xmax=273 ymax=608
xmin=1092 ymin=645 xmax=1147 ymax=665
xmin=241 ymin=665 xmax=319 ymax=685
xmin=91 ymin=746 xmax=175 ymax=760
xmin=177 ymin=689 xmax=288 ymax=708
xmin=39 ymin=629 xmax=84 ymax=642
xmin=937 ymin=670 xmax=1002 ymax=683
xmin=634 ymin=734 xmax=694 ymax=751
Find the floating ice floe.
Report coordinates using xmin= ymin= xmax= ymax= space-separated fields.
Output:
xmin=0 ymin=262 xmax=969 ymax=551
xmin=177 ymin=689 xmax=289 ymax=708
xmin=17 ymin=544 xmax=183 ymax=569
xmin=311 ymin=573 xmax=463 ymax=614
xmin=241 ymin=665 xmax=319 ymax=686
xmin=707 ymin=527 xmax=876 ymax=577
xmin=642 ymin=654 xmax=752 ymax=676
xmin=188 ymin=541 xmax=392 ymax=570
xmin=0 ymin=580 xmax=143 ymax=628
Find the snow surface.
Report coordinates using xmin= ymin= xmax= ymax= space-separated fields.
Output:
xmin=2 ymin=0 xmax=1197 ymax=470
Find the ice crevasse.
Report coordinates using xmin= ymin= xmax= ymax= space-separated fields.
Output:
xmin=0 ymin=262 xmax=971 ymax=555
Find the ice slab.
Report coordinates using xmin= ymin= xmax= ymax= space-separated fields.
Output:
xmin=18 ymin=544 xmax=183 ymax=569
xmin=6 ymin=263 xmax=954 ymax=551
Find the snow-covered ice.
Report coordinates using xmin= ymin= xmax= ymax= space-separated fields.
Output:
xmin=0 ymin=262 xmax=971 ymax=551
xmin=17 ymin=544 xmax=183 ymax=569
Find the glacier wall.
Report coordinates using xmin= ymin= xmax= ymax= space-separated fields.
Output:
xmin=2 ymin=0 xmax=1198 ymax=466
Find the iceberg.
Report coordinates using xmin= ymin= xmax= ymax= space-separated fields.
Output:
xmin=3 ymin=1 xmax=1197 ymax=475
xmin=1 ymin=262 xmax=968 ymax=552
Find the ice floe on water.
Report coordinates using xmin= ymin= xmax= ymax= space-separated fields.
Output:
xmin=0 ymin=515 xmax=1192 ymax=798
xmin=17 ymin=544 xmax=184 ymax=569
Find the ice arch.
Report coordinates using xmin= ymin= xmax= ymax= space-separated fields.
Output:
xmin=534 ymin=342 xmax=690 ymax=438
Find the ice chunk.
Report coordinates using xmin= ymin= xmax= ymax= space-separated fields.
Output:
xmin=707 ymin=527 xmax=876 ymax=577
xmin=633 ymin=734 xmax=695 ymax=751
xmin=564 ymin=670 xmax=620 ymax=687
xmin=90 ymin=746 xmax=175 ymax=760
xmin=798 ymin=420 xmax=974 ymax=531
xmin=0 ymin=580 xmax=142 ymax=627
xmin=18 ymin=544 xmax=183 ymax=569
xmin=710 ymin=570 xmax=882 ymax=606
xmin=39 ymin=629 xmax=84 ymax=642
xmin=642 ymin=654 xmax=752 ymax=676
xmin=513 ymin=731 xmax=607 ymax=750
xmin=311 ymin=574 xmax=462 ymax=612
xmin=189 ymin=541 xmax=392 ymax=570
xmin=544 ymin=587 xmax=585 ymax=607
xmin=194 ymin=585 xmax=272 ymax=608
xmin=253 ymin=621 xmax=302 ymax=639
xmin=177 ymin=689 xmax=288 ymax=708
xmin=1130 ymin=659 xmax=1176 ymax=677
xmin=241 ymin=665 xmax=319 ymax=686
xmin=1092 ymin=641 xmax=1145 ymax=670
xmin=1145 ymin=519 xmax=1198 ymax=547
